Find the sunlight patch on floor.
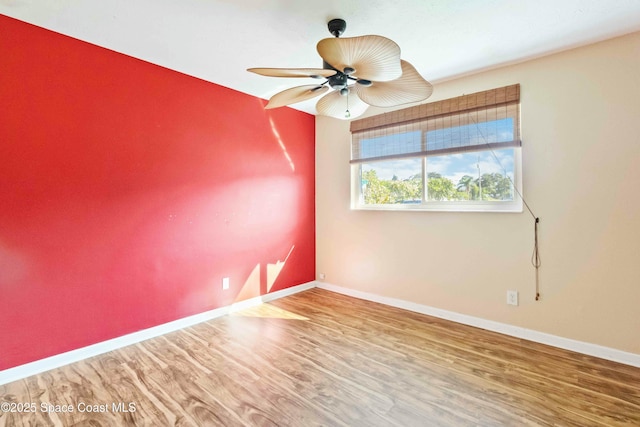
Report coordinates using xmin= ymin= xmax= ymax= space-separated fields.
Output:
xmin=231 ymin=303 xmax=308 ymax=320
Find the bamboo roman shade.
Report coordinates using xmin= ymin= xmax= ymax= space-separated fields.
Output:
xmin=350 ymin=84 xmax=520 ymax=164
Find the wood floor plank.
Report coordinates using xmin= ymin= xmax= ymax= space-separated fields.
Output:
xmin=2 ymin=288 xmax=639 ymax=426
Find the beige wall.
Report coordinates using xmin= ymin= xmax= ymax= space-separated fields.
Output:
xmin=316 ymin=31 xmax=640 ymax=354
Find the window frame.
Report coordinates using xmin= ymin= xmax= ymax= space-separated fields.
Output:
xmin=349 ymin=85 xmax=523 ymax=213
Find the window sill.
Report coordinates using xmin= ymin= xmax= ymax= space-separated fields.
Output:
xmin=351 ymin=201 xmax=523 ymax=213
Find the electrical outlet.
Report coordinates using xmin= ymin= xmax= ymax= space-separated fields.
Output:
xmin=222 ymin=277 xmax=230 ymax=290
xmin=507 ymin=290 xmax=519 ymax=306
xmin=319 ymin=273 xmax=325 ymax=280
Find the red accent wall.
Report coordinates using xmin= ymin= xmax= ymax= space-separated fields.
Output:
xmin=0 ymin=15 xmax=315 ymax=371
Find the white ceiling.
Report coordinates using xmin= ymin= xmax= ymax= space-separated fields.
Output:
xmin=2 ymin=0 xmax=640 ymax=115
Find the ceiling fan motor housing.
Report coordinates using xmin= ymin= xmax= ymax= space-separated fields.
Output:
xmin=328 ymin=72 xmax=348 ymax=90
xmin=322 ymin=60 xmax=347 ymax=90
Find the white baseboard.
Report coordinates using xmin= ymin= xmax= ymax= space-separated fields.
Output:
xmin=0 ymin=281 xmax=316 ymax=386
xmin=3 ymin=279 xmax=637 ymax=386
xmin=316 ymin=282 xmax=640 ymax=368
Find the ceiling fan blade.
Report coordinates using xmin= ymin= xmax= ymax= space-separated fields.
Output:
xmin=265 ymin=84 xmax=329 ymax=109
xmin=316 ymin=88 xmax=369 ymax=120
xmin=248 ymin=68 xmax=337 ymax=78
xmin=317 ymin=35 xmax=402 ymax=82
xmin=355 ymin=60 xmax=433 ymax=107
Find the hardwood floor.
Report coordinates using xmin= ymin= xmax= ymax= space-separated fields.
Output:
xmin=1 ymin=288 xmax=639 ymax=426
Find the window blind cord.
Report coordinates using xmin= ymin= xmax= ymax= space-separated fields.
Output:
xmin=469 ymin=114 xmax=542 ymax=301
xmin=532 ymin=217 xmax=541 ymax=300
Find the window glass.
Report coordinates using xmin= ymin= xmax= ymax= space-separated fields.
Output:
xmin=425 ymin=149 xmax=515 ymax=201
xmin=360 ymin=158 xmax=423 ymax=205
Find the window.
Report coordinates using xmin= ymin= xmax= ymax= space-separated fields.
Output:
xmin=350 ymin=85 xmax=522 ymax=212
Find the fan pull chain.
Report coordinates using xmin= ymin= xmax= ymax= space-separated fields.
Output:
xmin=345 ymin=89 xmax=351 ymax=118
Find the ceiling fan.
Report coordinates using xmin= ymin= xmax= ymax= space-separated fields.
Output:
xmin=248 ymin=18 xmax=433 ymax=120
